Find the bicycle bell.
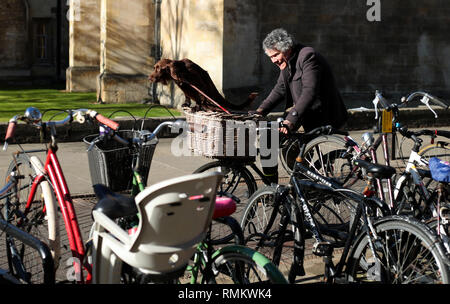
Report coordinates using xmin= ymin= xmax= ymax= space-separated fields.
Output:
xmin=361 ymin=132 xmax=374 ymax=147
xmin=24 ymin=107 xmax=42 ymax=124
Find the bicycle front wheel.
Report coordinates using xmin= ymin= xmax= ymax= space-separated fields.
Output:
xmin=240 ymin=186 xmax=295 ymax=279
xmin=347 ymin=215 xmax=450 ymax=284
xmin=418 ymin=142 xmax=450 ymax=164
xmin=3 ymin=154 xmax=59 ymax=283
xmin=209 ymin=245 xmax=288 ymax=284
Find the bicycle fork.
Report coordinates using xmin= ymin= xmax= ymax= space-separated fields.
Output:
xmin=292 ymin=182 xmax=336 ymax=282
xmin=260 ymin=185 xmax=306 ymax=283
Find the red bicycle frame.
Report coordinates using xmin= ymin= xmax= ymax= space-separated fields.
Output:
xmin=25 ymin=147 xmax=91 ymax=283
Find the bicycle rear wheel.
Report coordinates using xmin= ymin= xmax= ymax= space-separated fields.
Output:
xmin=3 ymin=154 xmax=58 ymax=283
xmin=209 ymin=245 xmax=288 ymax=284
xmin=194 ymin=161 xmax=257 ymax=244
xmin=347 ymin=215 xmax=450 ymax=284
xmin=302 ymin=135 xmax=359 ymax=226
xmin=194 ymin=161 xmax=257 ymax=201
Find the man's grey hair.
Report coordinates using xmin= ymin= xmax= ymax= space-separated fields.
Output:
xmin=262 ymin=28 xmax=295 ymax=54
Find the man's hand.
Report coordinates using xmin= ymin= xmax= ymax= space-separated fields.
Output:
xmin=248 ymin=108 xmax=263 ymax=116
xmin=279 ymin=120 xmax=293 ymax=135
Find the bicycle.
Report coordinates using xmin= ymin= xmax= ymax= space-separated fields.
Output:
xmin=193 ymin=120 xmax=353 ymax=241
xmin=0 ymin=174 xmax=54 ymax=284
xmin=83 ymin=113 xmax=288 ymax=284
xmin=330 ymin=91 xmax=450 ymax=260
xmin=194 ymin=118 xmax=350 ymax=197
xmin=425 ymin=157 xmax=450 ymax=255
xmin=240 ymin=155 xmax=450 ymax=284
xmin=2 ymin=107 xmax=121 ymax=283
xmin=89 ymin=171 xmax=287 ymax=284
xmin=2 ymin=106 xmax=287 ymax=284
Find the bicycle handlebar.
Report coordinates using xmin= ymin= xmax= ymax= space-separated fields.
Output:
xmin=86 ymin=120 xmax=184 ymax=152
xmin=3 ymin=107 xmax=119 ymax=151
xmin=372 ymin=90 xmax=449 ymax=120
xmin=403 ymin=91 xmax=449 ymax=118
xmin=91 ymin=112 xmax=119 ymax=131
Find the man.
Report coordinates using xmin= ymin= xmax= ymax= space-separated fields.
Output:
xmin=254 ymin=28 xmax=348 ymax=183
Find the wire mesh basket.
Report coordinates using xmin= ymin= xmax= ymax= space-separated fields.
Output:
xmin=183 ymin=107 xmax=262 ymax=159
xmin=83 ymin=130 xmax=157 ymax=192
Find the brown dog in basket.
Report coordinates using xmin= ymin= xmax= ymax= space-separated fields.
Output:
xmin=149 ymin=58 xmax=257 ymax=113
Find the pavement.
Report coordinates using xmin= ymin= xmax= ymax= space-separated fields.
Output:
xmin=0 ymin=126 xmax=449 ymax=283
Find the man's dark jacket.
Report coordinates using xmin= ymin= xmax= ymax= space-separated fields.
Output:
xmin=258 ymin=44 xmax=348 ymax=131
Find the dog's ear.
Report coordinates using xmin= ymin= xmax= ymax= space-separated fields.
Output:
xmin=169 ymin=60 xmax=189 ymax=82
xmin=157 ymin=59 xmax=172 ymax=73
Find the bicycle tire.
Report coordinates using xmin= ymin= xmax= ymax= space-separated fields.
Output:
xmin=425 ymin=217 xmax=450 ymax=258
xmin=194 ymin=161 xmax=257 ymax=244
xmin=194 ymin=161 xmax=257 ymax=200
xmin=208 ymin=245 xmax=288 ymax=284
xmin=239 ymin=186 xmax=295 ymax=279
xmin=302 ymin=135 xmax=359 ymax=225
xmin=418 ymin=142 xmax=450 ymax=191
xmin=4 ymin=154 xmax=59 ymax=283
xmin=347 ymin=215 xmax=450 ymax=284
xmin=418 ymin=142 xmax=450 ymax=164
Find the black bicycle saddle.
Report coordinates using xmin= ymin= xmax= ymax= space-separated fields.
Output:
xmin=353 ymin=159 xmax=396 ymax=179
xmin=92 ymin=184 xmax=138 ymax=220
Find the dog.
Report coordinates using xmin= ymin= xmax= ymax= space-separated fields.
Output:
xmin=149 ymin=58 xmax=257 ymax=112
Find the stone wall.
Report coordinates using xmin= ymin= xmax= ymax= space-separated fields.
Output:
xmin=0 ymin=0 xmax=70 ymax=83
xmin=256 ymin=0 xmax=450 ymax=107
xmin=0 ymin=0 xmax=28 ymax=69
xmin=97 ymin=0 xmax=155 ymax=103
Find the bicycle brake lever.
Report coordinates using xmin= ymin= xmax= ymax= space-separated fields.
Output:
xmin=372 ymin=96 xmax=379 ymax=120
xmin=421 ymin=96 xmax=438 ymax=118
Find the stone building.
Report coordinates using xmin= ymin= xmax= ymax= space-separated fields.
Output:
xmin=0 ymin=0 xmax=69 ymax=85
xmin=2 ymin=0 xmax=449 ymax=108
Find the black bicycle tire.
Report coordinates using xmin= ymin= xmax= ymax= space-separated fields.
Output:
xmin=239 ymin=186 xmax=295 ymax=280
xmin=193 ymin=161 xmax=257 ymax=199
xmin=347 ymin=215 xmax=450 ymax=284
xmin=194 ymin=161 xmax=257 ymax=245
xmin=209 ymin=245 xmax=288 ymax=284
xmin=4 ymin=154 xmax=53 ymax=284
xmin=302 ymin=135 xmax=360 ymax=226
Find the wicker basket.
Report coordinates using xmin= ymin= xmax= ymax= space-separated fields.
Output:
xmin=183 ymin=107 xmax=262 ymax=158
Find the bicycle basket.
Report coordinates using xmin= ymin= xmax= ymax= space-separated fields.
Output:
xmin=83 ymin=130 xmax=158 ymax=192
xmin=183 ymin=107 xmax=262 ymax=159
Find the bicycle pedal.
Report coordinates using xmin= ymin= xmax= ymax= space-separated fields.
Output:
xmin=312 ymin=241 xmax=333 ymax=257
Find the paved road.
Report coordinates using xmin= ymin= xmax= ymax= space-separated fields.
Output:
xmin=0 ymin=126 xmax=448 ymax=283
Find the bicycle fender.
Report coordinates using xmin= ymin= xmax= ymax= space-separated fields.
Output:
xmin=29 ymin=156 xmax=60 ymax=270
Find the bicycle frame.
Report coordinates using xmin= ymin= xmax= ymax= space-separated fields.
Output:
xmin=393 ymin=150 xmax=430 ymax=204
xmin=23 ymin=146 xmax=90 ymax=283
xmin=263 ymin=160 xmax=389 ymax=282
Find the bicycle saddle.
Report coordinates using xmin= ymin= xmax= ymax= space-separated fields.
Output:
xmin=92 ymin=184 xmax=138 ymax=220
xmin=353 ymin=159 xmax=396 ymax=179
xmin=212 ymin=196 xmax=236 ymax=219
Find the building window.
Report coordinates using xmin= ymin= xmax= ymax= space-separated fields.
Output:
xmin=33 ymin=19 xmax=52 ymax=64
xmin=36 ymin=23 xmax=48 ymax=59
